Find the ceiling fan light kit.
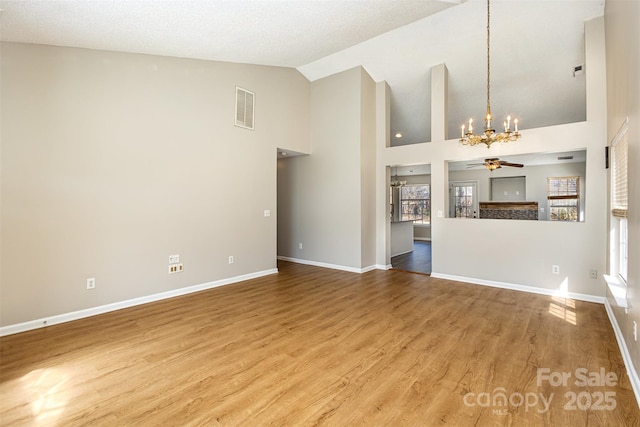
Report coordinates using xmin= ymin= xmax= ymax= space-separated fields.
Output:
xmin=460 ymin=0 xmax=522 ymax=148
xmin=485 ymin=159 xmax=502 ymax=170
xmin=468 ymin=158 xmax=525 ymax=171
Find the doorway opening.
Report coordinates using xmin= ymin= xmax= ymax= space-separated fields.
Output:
xmin=389 ymin=164 xmax=432 ymax=275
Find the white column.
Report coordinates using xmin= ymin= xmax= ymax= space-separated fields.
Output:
xmin=430 ymin=63 xmax=449 ymax=142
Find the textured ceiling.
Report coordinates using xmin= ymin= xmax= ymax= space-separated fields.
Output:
xmin=0 ymin=0 xmax=605 ymax=146
xmin=0 ymin=0 xmax=458 ymax=67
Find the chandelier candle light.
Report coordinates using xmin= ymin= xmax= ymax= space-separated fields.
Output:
xmin=460 ymin=0 xmax=521 ymax=148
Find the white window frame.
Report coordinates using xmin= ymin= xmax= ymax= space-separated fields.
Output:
xmin=609 ymin=119 xmax=629 ymax=284
xmin=604 ymin=118 xmax=629 ymax=309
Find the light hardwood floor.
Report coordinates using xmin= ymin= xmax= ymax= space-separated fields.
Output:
xmin=1 ymin=261 xmax=638 ymax=426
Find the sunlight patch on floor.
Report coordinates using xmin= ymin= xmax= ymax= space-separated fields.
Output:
xmin=549 ymin=290 xmax=577 ymax=325
xmin=20 ymin=368 xmax=69 ymax=424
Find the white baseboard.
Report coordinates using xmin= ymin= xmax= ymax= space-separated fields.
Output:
xmin=277 ymin=256 xmax=376 ymax=274
xmin=0 ymin=268 xmax=278 ymax=337
xmin=430 ymin=272 xmax=605 ymax=304
xmin=391 ymin=249 xmax=413 ymax=257
xmin=604 ymin=299 xmax=640 ymax=408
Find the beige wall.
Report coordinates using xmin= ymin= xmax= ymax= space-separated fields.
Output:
xmin=604 ymin=0 xmax=640 ymax=387
xmin=359 ymin=69 xmax=377 ymax=268
xmin=1 ymin=43 xmax=310 ymax=327
xmin=277 ymin=67 xmax=377 ymax=271
xmin=379 ymin=16 xmax=608 ymax=299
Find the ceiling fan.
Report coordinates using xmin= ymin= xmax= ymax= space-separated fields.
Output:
xmin=467 ymin=158 xmax=524 ymax=171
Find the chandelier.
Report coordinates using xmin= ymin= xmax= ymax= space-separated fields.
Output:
xmin=460 ymin=0 xmax=521 ymax=148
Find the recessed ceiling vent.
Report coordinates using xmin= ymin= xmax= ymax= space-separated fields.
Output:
xmin=235 ymin=87 xmax=254 ymax=130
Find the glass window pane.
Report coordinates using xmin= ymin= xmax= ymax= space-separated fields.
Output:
xmin=400 ymin=185 xmax=430 ymax=224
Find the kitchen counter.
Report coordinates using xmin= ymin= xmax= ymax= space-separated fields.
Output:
xmin=391 ymin=220 xmax=414 ymax=257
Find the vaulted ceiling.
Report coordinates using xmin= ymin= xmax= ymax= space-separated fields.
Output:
xmin=0 ymin=0 xmax=605 ymax=145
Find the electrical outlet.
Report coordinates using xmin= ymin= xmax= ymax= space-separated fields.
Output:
xmin=552 ymin=265 xmax=560 ymax=274
xmin=86 ymin=278 xmax=96 ymax=289
xmin=590 ymin=269 xmax=598 ymax=279
xmin=169 ymin=254 xmax=180 ymax=264
xmin=263 ymin=209 xmax=271 ymax=217
xmin=634 ymin=321 xmax=638 ymax=342
xmin=168 ymin=264 xmax=184 ymax=274
xmin=298 ymin=243 xmax=303 ymax=250
xmin=228 ymin=256 xmax=234 ymax=264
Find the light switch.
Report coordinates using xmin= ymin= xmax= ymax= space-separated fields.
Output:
xmin=264 ymin=209 xmax=271 ymax=217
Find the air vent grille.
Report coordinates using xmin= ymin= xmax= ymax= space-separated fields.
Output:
xmin=235 ymin=87 xmax=255 ymax=130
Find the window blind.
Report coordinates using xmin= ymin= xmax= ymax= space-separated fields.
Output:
xmin=547 ymin=177 xmax=579 ymax=199
xmin=611 ymin=121 xmax=629 ymax=218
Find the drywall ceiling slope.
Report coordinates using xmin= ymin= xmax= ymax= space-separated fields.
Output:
xmin=0 ymin=0 xmax=459 ymax=67
xmin=298 ymin=0 xmax=605 ymax=145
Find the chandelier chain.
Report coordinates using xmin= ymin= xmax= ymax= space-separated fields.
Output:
xmin=486 ymin=0 xmax=491 ymax=117
xmin=459 ymin=0 xmax=521 ymax=148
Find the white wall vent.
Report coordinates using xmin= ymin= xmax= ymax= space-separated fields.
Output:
xmin=235 ymin=87 xmax=255 ymax=130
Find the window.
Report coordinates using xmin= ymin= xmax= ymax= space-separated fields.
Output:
xmin=400 ymin=185 xmax=430 ymax=224
xmin=611 ymin=119 xmax=629 ymax=283
xmin=547 ymin=177 xmax=579 ymax=221
xmin=619 ymin=217 xmax=628 ymax=282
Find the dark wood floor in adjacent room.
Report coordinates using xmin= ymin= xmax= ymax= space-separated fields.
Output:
xmin=1 ymin=261 xmax=638 ymax=426
xmin=392 ymin=240 xmax=432 ymax=274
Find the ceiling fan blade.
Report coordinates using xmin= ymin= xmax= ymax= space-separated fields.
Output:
xmin=499 ymin=161 xmax=524 ymax=168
